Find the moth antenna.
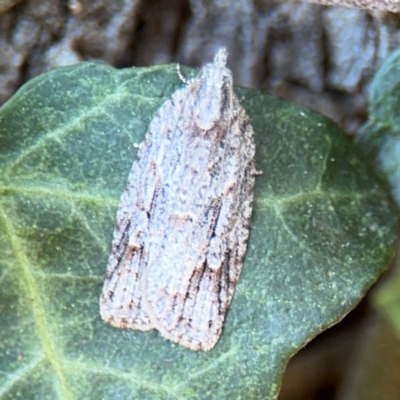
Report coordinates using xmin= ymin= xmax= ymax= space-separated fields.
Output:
xmin=176 ymin=63 xmax=188 ymax=84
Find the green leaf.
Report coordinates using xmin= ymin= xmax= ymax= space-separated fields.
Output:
xmin=344 ymin=48 xmax=400 ymax=400
xmin=357 ymin=48 xmax=400 ymax=208
xmin=0 ymin=61 xmax=396 ymax=399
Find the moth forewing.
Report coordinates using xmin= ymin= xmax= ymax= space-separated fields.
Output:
xmin=100 ymin=48 xmax=256 ymax=351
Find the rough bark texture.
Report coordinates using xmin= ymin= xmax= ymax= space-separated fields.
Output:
xmin=300 ymin=0 xmax=400 ymax=12
xmin=0 ymin=1 xmax=400 ymax=129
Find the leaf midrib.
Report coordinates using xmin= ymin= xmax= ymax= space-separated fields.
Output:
xmin=0 ymin=207 xmax=73 ymax=399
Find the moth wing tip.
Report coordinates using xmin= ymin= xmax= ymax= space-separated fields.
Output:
xmin=156 ymin=323 xmax=221 ymax=352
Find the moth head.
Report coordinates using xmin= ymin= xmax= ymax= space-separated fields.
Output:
xmin=193 ymin=48 xmax=234 ymax=131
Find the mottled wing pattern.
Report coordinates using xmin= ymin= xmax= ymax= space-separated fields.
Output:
xmin=143 ymin=93 xmax=255 ymax=351
xmin=99 ymin=102 xmax=169 ymax=331
xmin=100 ymin=49 xmax=255 ymax=351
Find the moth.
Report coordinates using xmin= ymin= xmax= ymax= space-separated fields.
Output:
xmin=100 ymin=48 xmax=256 ymax=351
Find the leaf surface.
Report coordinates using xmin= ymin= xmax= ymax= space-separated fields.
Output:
xmin=0 ymin=61 xmax=396 ymax=399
